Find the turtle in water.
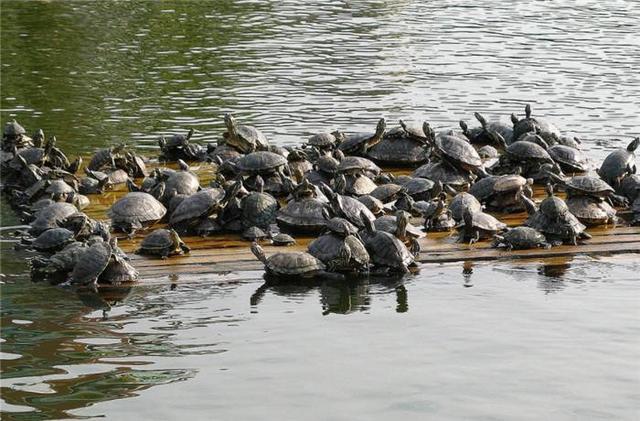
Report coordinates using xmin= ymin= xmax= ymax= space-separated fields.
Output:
xmin=251 ymin=242 xmax=341 ymax=281
xmin=598 ymin=137 xmax=639 ymax=189
xmin=337 ymin=118 xmax=386 ymax=156
xmin=137 ymin=229 xmax=190 ymax=258
xmin=492 ymin=227 xmax=550 ymax=250
xmin=224 ymin=113 xmax=269 ymax=153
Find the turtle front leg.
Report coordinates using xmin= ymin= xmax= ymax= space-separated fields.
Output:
xmin=468 ymin=230 xmax=480 ymax=245
xmin=409 ymin=238 xmax=421 ymax=257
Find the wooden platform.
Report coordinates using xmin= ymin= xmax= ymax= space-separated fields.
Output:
xmin=60 ymin=161 xmax=640 ymax=279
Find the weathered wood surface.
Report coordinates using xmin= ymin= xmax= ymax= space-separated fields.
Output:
xmin=75 ymin=160 xmax=640 ymax=279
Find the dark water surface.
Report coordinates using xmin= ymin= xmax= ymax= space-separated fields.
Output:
xmin=1 ymin=1 xmax=639 ymax=420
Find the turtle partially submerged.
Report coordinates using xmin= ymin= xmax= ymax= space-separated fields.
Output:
xmin=492 ymin=227 xmax=550 ymax=250
xmin=457 ymin=210 xmax=507 ymax=244
xmin=251 ymin=243 xmax=337 ymax=280
xmin=224 ymin=113 xmax=269 ymax=153
xmin=137 ymin=229 xmax=190 ymax=258
xmin=337 ymin=118 xmax=386 ymax=156
xmin=108 ymin=192 xmax=167 ymax=235
xmin=598 ymin=137 xmax=639 ymax=189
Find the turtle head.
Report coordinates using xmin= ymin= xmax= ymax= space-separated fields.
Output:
xmin=150 ymin=181 xmax=165 ymax=200
xmin=459 ymin=120 xmax=469 ymax=136
xmin=627 ymin=137 xmax=640 ymax=152
xmin=474 ymin=112 xmax=487 ymax=129
xmin=32 ymin=129 xmax=44 ymax=147
xmin=224 ymin=113 xmax=236 ymax=131
xmin=545 ymin=183 xmax=555 ymax=197
xmin=158 ymin=136 xmax=166 ymax=149
xmin=255 ymin=175 xmax=264 ymax=193
xmin=395 ymin=210 xmax=409 ymax=239
xmin=186 ymin=128 xmax=194 ymax=141
xmin=126 ymin=179 xmax=139 ymax=192
xmin=375 ymin=118 xmax=386 ymax=137
xmin=510 ymin=113 xmax=519 ymax=126
xmin=518 ymin=191 xmax=538 ymax=215
xmin=462 ymin=209 xmax=474 ymax=231
xmin=333 ymin=149 xmax=345 ymax=162
xmin=525 ymin=104 xmax=532 ymax=119
xmin=177 ymin=159 xmax=189 ymax=171
xmin=250 ymin=242 xmax=267 ymax=264
xmin=422 ymin=122 xmax=435 ymax=146
xmin=169 ymin=229 xmax=182 ymax=247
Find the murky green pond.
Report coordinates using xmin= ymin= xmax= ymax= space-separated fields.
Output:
xmin=1 ymin=1 xmax=639 ymax=420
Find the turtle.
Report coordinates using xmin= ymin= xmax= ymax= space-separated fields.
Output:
xmin=457 ymin=210 xmax=507 ymax=244
xmin=548 ymin=144 xmax=590 ymax=173
xmin=169 ymin=187 xmax=229 ymax=233
xmin=98 ymin=251 xmax=139 ymax=285
xmin=359 ymin=211 xmax=415 ymax=273
xmin=598 ymin=137 xmax=639 ymax=189
xmin=492 ymin=227 xmax=550 ymax=250
xmin=491 ymin=140 xmax=556 ymax=178
xmin=238 ymin=176 xmax=279 ymax=229
xmin=108 ymin=192 xmax=167 ymax=235
xmin=305 ymin=152 xmax=341 ymax=186
xmin=469 ymin=175 xmax=533 ymax=212
xmin=208 ymin=143 xmax=243 ymax=164
xmin=546 ymin=172 xmax=625 ymax=205
xmin=434 ymin=132 xmax=483 ymax=172
xmin=357 ymin=194 xmax=385 ymax=216
xmin=462 ymin=113 xmax=512 ymax=147
xmin=243 ymin=226 xmax=269 ymax=241
xmin=45 ymin=179 xmax=76 ymax=202
xmin=566 ymin=196 xmax=617 ymax=226
xmin=307 ymin=131 xmax=344 ymax=152
xmin=287 ymin=150 xmax=313 ymax=180
xmin=79 ymin=175 xmax=112 ymax=194
xmin=271 ymin=233 xmax=296 ymax=246
xmin=337 ymin=118 xmax=386 ymax=156
xmin=399 ymin=177 xmax=442 ymax=201
xmin=550 ymin=134 xmax=582 ymax=150
xmin=521 ymin=185 xmax=591 ymax=245
xmin=137 ymin=228 xmax=190 ymax=258
xmin=224 ymin=113 xmax=269 ymax=153
xmin=87 ymin=144 xmax=126 ymax=171
xmin=251 ymin=243 xmax=334 ymax=279
xmin=370 ymin=183 xmax=405 ymax=204
xmin=322 ymin=185 xmax=376 ymax=229
xmin=160 ymin=163 xmax=200 ymax=203
xmin=30 ymin=241 xmax=88 ymax=283
xmin=31 ymin=228 xmax=75 ymax=253
xmin=412 ymin=161 xmax=474 ymax=192
xmin=365 ymin=121 xmax=431 ymax=166
xmin=29 ymin=202 xmax=79 ymax=235
xmin=308 ymin=233 xmax=370 ymax=273
xmin=337 ymin=173 xmax=377 ymax=196
xmin=618 ymin=174 xmax=640 ymax=202
xmin=70 ymin=240 xmax=112 ymax=286
xmin=373 ymin=210 xmax=424 ymax=256
xmin=236 ymin=151 xmax=288 ymax=176
xmin=511 ymin=104 xmax=561 ymax=144
xmin=276 ymin=197 xmax=329 ymax=233
xmin=336 ymin=156 xmax=381 ymax=177
xmin=416 ymin=193 xmax=451 ymax=231
xmin=477 ymin=145 xmax=500 ymax=160
xmin=3 ymin=119 xmax=26 ymax=140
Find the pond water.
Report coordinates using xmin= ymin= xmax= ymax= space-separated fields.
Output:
xmin=1 ymin=1 xmax=639 ymax=420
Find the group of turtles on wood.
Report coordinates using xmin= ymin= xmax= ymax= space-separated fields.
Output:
xmin=1 ymin=105 xmax=639 ymax=284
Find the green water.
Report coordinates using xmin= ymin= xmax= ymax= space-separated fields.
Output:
xmin=1 ymin=1 xmax=639 ymax=420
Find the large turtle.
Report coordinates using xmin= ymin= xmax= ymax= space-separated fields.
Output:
xmin=169 ymin=187 xmax=229 ymax=233
xmin=548 ymin=144 xmax=590 ymax=173
xmin=29 ymin=202 xmax=79 ymax=235
xmin=566 ymin=196 xmax=617 ymax=226
xmin=366 ymin=121 xmax=431 ymax=166
xmin=276 ymin=196 xmax=329 ymax=233
xmin=236 ymin=151 xmax=288 ymax=176
xmin=239 ymin=176 xmax=279 ymax=229
xmin=412 ymin=161 xmax=474 ymax=192
xmin=224 ymin=113 xmax=269 ymax=153
xmin=434 ymin=133 xmax=483 ymax=172
xmin=251 ymin=243 xmax=337 ymax=280
xmin=137 ymin=228 xmax=190 ymax=258
xmin=108 ymin=192 xmax=167 ymax=235
xmin=31 ymin=228 xmax=75 ymax=253
xmin=598 ymin=137 xmax=639 ymax=189
xmin=70 ymin=240 xmax=112 ymax=286
xmin=337 ymin=118 xmax=386 ymax=156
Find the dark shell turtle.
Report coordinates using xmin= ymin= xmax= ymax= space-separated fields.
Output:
xmin=224 ymin=113 xmax=269 ymax=153
xmin=511 ymin=104 xmax=561 ymax=144
xmin=87 ymin=144 xmax=126 ymax=171
xmin=316 ymin=154 xmax=341 ymax=175
xmin=271 ymin=233 xmax=296 ymax=246
xmin=548 ymin=144 xmax=590 ymax=173
xmin=169 ymin=187 xmax=227 ymax=229
xmin=307 ymin=131 xmax=343 ymax=150
xmin=308 ymin=233 xmax=370 ymax=273
xmin=360 ymin=211 xmax=415 ymax=273
xmin=32 ymin=228 xmax=75 ymax=252
xmin=322 ymin=186 xmax=376 ymax=229
xmin=3 ymin=119 xmax=26 ymax=138
xmin=598 ymin=137 xmax=638 ymax=188
xmin=337 ymin=118 xmax=386 ymax=156
xmin=31 ymin=241 xmax=88 ymax=279
xmin=374 ymin=210 xmax=424 ymax=256
xmin=137 ymin=228 xmax=190 ymax=258
xmin=208 ymin=144 xmax=243 ymax=163
xmin=236 ymin=151 xmax=288 ymax=175
xmin=79 ymin=176 xmax=112 ymax=194
xmin=462 ymin=113 xmax=512 ymax=147
xmin=159 ymin=128 xmax=194 ymax=150
xmin=399 ymin=177 xmax=442 ymax=201
xmin=449 ymin=192 xmax=483 ymax=223
xmin=457 ymin=210 xmax=507 ymax=244
xmin=243 ymin=226 xmax=269 ymax=241
xmin=550 ymin=174 xmax=615 ymax=199
xmin=366 ymin=121 xmax=430 ymax=166
xmin=29 ymin=202 xmax=78 ymax=235
xmin=337 ymin=156 xmax=381 ymax=176
xmin=108 ymin=192 xmax=167 ymax=235
xmin=324 ymin=215 xmax=360 ymax=237
xmin=287 ymin=150 xmax=313 ymax=181
xmin=98 ymin=253 xmax=138 ymax=285
xmin=251 ymin=243 xmax=327 ymax=278
xmin=435 ymin=133 xmax=483 ymax=171
xmin=70 ymin=241 xmax=112 ymax=286
xmin=618 ymin=174 xmax=640 ymax=202
xmin=276 ymin=197 xmax=329 ymax=233
xmin=240 ymin=177 xmax=279 ymax=229
xmin=357 ymin=195 xmax=385 ymax=216
xmin=505 ymin=140 xmax=553 ymax=163
xmin=492 ymin=227 xmax=550 ymax=250
xmin=566 ymin=196 xmax=617 ymax=226
xmin=470 ymin=175 xmax=532 ymax=212
xmin=412 ymin=161 xmax=473 ymax=191
xmin=370 ymin=183 xmax=405 ymax=204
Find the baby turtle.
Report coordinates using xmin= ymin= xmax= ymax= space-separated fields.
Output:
xmin=271 ymin=233 xmax=296 ymax=246
xmin=137 ymin=229 xmax=190 ymax=258
xmin=251 ymin=243 xmax=332 ymax=280
xmin=492 ymin=227 xmax=550 ymax=250
xmin=337 ymin=118 xmax=386 ymax=156
xmin=108 ymin=192 xmax=167 ymax=236
xmin=457 ymin=210 xmax=507 ymax=244
xmin=224 ymin=113 xmax=269 ymax=153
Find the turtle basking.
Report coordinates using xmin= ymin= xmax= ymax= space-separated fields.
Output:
xmin=492 ymin=227 xmax=550 ymax=250
xmin=137 ymin=229 xmax=190 ymax=258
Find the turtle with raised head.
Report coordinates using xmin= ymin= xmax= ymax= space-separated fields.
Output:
xmin=224 ymin=113 xmax=269 ymax=153
xmin=337 ymin=118 xmax=386 ymax=156
xmin=457 ymin=210 xmax=507 ymax=244
xmin=359 ymin=211 xmax=416 ymax=274
xmin=598 ymin=137 xmax=639 ymax=189
xmin=251 ymin=243 xmax=337 ymax=280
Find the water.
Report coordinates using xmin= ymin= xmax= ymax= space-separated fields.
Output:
xmin=1 ymin=1 xmax=639 ymax=419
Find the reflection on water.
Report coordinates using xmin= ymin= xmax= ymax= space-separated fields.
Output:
xmin=2 ymin=0 xmax=640 ymax=419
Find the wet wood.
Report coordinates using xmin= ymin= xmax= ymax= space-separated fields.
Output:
xmin=72 ymin=158 xmax=640 ymax=279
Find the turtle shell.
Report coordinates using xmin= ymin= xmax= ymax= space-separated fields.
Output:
xmin=361 ymin=229 xmax=414 ymax=270
xmin=4 ymin=120 xmax=26 ymax=137
xmin=370 ymin=183 xmax=404 ymax=203
xmin=265 ymin=251 xmax=325 ymax=276
xmin=241 ymin=192 xmax=279 ymax=229
xmin=308 ymin=233 xmax=369 ymax=271
xmin=450 ymin=192 xmax=484 ymax=222
xmin=243 ymin=226 xmax=268 ymax=241
xmin=337 ymin=156 xmax=381 ymax=175
xmin=170 ymin=188 xmax=225 ymax=226
xmin=32 ymin=228 xmax=75 ymax=252
xmin=618 ymin=174 xmax=640 ymax=201
xmin=109 ymin=192 xmax=167 ymax=226
xmin=46 ymin=179 xmax=75 ymax=196
xmin=325 ymin=217 xmax=359 ymax=236
xmin=498 ymin=227 xmax=547 ymax=249
xmin=567 ymin=196 xmax=616 ymax=226
xmin=224 ymin=114 xmax=269 ymax=153
xmin=466 ymin=211 xmax=507 ymax=232
xmin=316 ymin=155 xmax=340 ymax=174
xmin=565 ymin=176 xmax=614 ymax=197
xmin=506 ymin=141 xmax=553 ymax=162
xmin=276 ymin=198 xmax=328 ymax=232
xmin=237 ymin=151 xmax=287 ymax=174
xmin=139 ymin=229 xmax=179 ymax=253
xmin=30 ymin=202 xmax=78 ymax=235
xmin=308 ymin=132 xmax=338 ymax=148
xmin=539 ymin=195 xmax=569 ymax=218
xmin=271 ymin=233 xmax=296 ymax=246
xmin=469 ymin=176 xmax=499 ymax=202
xmin=598 ymin=139 xmax=638 ymax=186
xmin=374 ymin=215 xmax=425 ymax=239
xmin=344 ymin=173 xmax=377 ymax=196
xmin=493 ymin=175 xmax=528 ymax=193
xmin=209 ymin=144 xmax=243 ymax=162
xmin=99 ymin=256 xmax=138 ymax=285
xmin=548 ymin=144 xmax=589 ymax=172
xmin=336 ymin=195 xmax=375 ymax=228
xmin=436 ymin=134 xmax=482 ymax=169
xmin=164 ymin=171 xmax=200 ymax=198
xmin=412 ymin=162 xmax=473 ymax=190
xmin=70 ymin=241 xmax=112 ymax=285
xmin=478 ymin=145 xmax=499 ymax=159
xmin=337 ymin=119 xmax=386 ymax=155
xmin=357 ymin=195 xmax=385 ymax=215
xmin=400 ymin=177 xmax=437 ymax=200
xmin=366 ymin=136 xmax=429 ymax=166
xmin=46 ymin=241 xmax=87 ymax=273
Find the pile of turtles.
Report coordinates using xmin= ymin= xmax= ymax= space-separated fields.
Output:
xmin=1 ymin=105 xmax=638 ymax=285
